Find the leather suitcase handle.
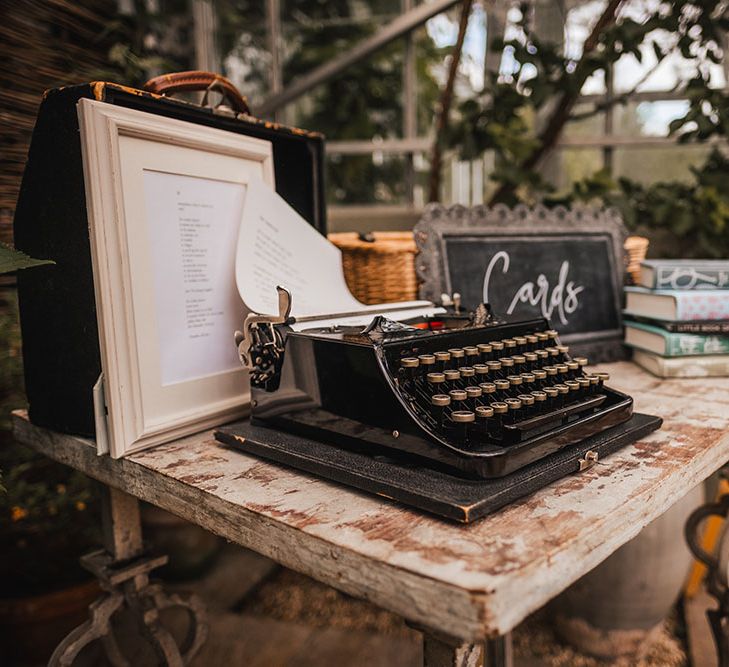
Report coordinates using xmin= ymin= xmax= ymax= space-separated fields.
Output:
xmin=143 ymin=71 xmax=251 ymax=115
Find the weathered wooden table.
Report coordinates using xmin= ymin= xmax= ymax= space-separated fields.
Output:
xmin=12 ymin=362 xmax=729 ymax=666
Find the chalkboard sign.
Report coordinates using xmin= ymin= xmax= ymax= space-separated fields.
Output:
xmin=414 ymin=204 xmax=627 ymax=362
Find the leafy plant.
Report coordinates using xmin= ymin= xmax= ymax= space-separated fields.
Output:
xmin=0 ymin=244 xmax=53 ymax=275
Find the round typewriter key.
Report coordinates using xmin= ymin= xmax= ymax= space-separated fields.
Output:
xmin=490 ymin=401 xmax=508 ymax=413
xmin=535 ymin=349 xmax=549 ymax=362
xmin=400 ymin=357 xmax=419 ymax=381
xmin=518 ymin=393 xmax=535 ymax=415
xmin=531 ymin=390 xmax=547 ymax=408
xmin=473 ymin=363 xmax=489 ymax=378
xmin=503 ymin=338 xmax=517 ymax=350
xmin=476 ymin=405 xmax=494 ymax=421
xmin=555 ymin=363 xmax=569 ymax=376
xmin=546 ymin=347 xmax=560 ymax=358
xmin=546 ymin=329 xmax=559 ymax=340
xmin=426 ymin=372 xmax=446 ymax=385
xmin=554 ymin=383 xmax=569 ymax=407
xmin=430 ymin=393 xmax=450 ymax=423
xmin=514 ymin=335 xmax=527 ymax=347
xmin=524 ymin=351 xmax=538 ymax=369
xmin=533 ymin=369 xmax=547 ymax=387
xmin=566 ymin=360 xmax=579 ymax=378
xmin=477 ymin=343 xmax=493 ymax=360
xmin=499 ymin=357 xmax=514 ymax=368
xmin=512 ymin=354 xmax=526 ymax=372
xmin=536 ymin=332 xmax=549 ymax=342
xmin=565 ymin=379 xmax=580 ymax=393
xmin=526 ymin=334 xmax=538 ymax=349
xmin=449 ymin=348 xmax=465 ymax=368
xmin=444 ymin=369 xmax=461 ymax=388
xmin=586 ymin=374 xmax=600 ymax=394
xmin=505 ymin=397 xmax=523 ymax=423
xmin=486 ymin=360 xmax=502 ymax=378
xmin=557 ymin=344 xmax=570 ymax=356
xmin=449 ymin=389 xmax=467 ymax=403
xmin=480 ymin=382 xmax=497 ymax=395
xmin=418 ymin=354 xmax=436 ymax=367
xmin=495 ymin=379 xmax=510 ymax=398
xmin=451 ymin=410 xmax=475 ymax=422
xmin=507 ymin=374 xmax=522 ymax=385
xmin=466 ymin=386 xmax=482 ymax=400
xmin=460 ymin=366 xmax=476 ymax=384
xmin=596 ymin=371 xmax=610 ymax=388
xmin=577 ymin=376 xmax=590 ymax=395
xmin=491 ymin=341 xmax=505 ymax=352
xmin=574 ymin=356 xmax=589 ymax=369
xmin=544 ymin=386 xmax=559 ymax=408
xmin=464 ymin=346 xmax=479 ymax=360
xmin=544 ymin=365 xmax=558 ymax=378
xmin=520 ymin=372 xmax=535 ymax=387
xmin=434 ymin=351 xmax=451 ymax=370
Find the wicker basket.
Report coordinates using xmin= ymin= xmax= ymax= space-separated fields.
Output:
xmin=624 ymin=236 xmax=650 ymax=285
xmin=328 ymin=232 xmax=418 ymax=304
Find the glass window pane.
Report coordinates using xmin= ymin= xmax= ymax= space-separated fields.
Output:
xmin=613 ymin=100 xmax=690 ymax=137
xmin=613 ymin=145 xmax=712 ymax=184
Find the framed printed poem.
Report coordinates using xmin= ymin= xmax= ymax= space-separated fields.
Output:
xmin=78 ymin=99 xmax=274 ymax=457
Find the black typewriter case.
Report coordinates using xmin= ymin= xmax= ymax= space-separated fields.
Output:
xmin=247 ymin=317 xmax=636 ymax=479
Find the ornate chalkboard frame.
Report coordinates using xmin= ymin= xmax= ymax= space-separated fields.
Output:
xmin=414 ymin=203 xmax=628 ymax=362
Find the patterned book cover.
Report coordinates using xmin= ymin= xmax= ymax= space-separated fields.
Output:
xmin=623 ymin=314 xmax=729 ymax=334
xmin=632 ymin=349 xmax=729 ymax=378
xmin=625 ymin=320 xmax=729 ymax=356
xmin=640 ymin=260 xmax=729 ymax=290
xmin=625 ymin=287 xmax=729 ymax=320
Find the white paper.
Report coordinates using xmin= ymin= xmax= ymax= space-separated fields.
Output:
xmin=236 ymin=178 xmax=441 ymax=327
xmin=144 ymin=171 xmax=246 ymax=386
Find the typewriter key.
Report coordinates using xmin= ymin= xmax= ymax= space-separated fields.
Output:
xmin=448 ymin=348 xmax=466 ymax=367
xmin=475 ymin=406 xmax=494 ymax=435
xmin=495 ymin=379 xmax=510 ymax=399
xmin=460 ymin=366 xmax=476 ymax=385
xmin=450 ymin=410 xmax=475 ymax=442
xmin=555 ymin=363 xmax=569 ymax=377
xmin=544 ymin=365 xmax=558 ymax=379
xmin=444 ymin=369 xmax=461 ymax=388
xmin=489 ymin=401 xmax=509 ymax=434
xmin=565 ymin=380 xmax=580 ymax=399
xmin=473 ymin=364 xmax=490 ymax=379
xmin=503 ymin=338 xmax=517 ymax=350
xmin=466 ymin=387 xmax=482 ymax=406
xmin=514 ymin=336 xmax=527 ymax=350
xmin=525 ymin=334 xmax=538 ymax=350
xmin=520 ymin=372 xmax=535 ymax=389
xmin=430 ymin=394 xmax=450 ymax=424
xmin=434 ymin=351 xmax=451 ymax=370
xmin=464 ymin=346 xmax=479 ymax=362
xmin=449 ymin=389 xmax=467 ymax=405
xmin=544 ymin=386 xmax=559 ymax=408
xmin=507 ymin=375 xmax=523 ymax=395
xmin=487 ymin=360 xmax=502 ymax=378
xmin=491 ymin=341 xmax=505 ymax=353
xmin=554 ymin=383 xmax=569 ymax=407
xmin=477 ymin=343 xmax=493 ymax=360
xmin=531 ymin=390 xmax=547 ymax=411
xmin=566 ymin=360 xmax=579 ymax=378
xmin=504 ymin=398 xmax=523 ymax=424
xmin=480 ymin=382 xmax=497 ymax=396
xmin=596 ymin=372 xmax=610 ymax=388
xmin=574 ymin=356 xmax=588 ymax=370
xmin=499 ymin=357 xmax=515 ymax=370
xmin=518 ymin=393 xmax=535 ymax=416
xmin=535 ymin=349 xmax=549 ymax=362
xmin=400 ymin=357 xmax=419 ymax=381
xmin=418 ymin=354 xmax=436 ymax=369
xmin=533 ymin=369 xmax=547 ymax=388
xmin=426 ymin=372 xmax=446 ymax=387
xmin=586 ymin=374 xmax=600 ymax=394
xmin=556 ymin=345 xmax=570 ymax=359
xmin=524 ymin=351 xmax=538 ymax=370
xmin=577 ymin=376 xmax=590 ymax=396
xmin=546 ymin=347 xmax=560 ymax=359
xmin=512 ymin=354 xmax=526 ymax=372
xmin=546 ymin=329 xmax=559 ymax=340
xmin=536 ymin=332 xmax=549 ymax=343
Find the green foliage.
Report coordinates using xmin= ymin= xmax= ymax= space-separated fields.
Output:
xmin=447 ymin=0 xmax=729 ymax=254
xmin=0 ymin=244 xmax=53 ymax=275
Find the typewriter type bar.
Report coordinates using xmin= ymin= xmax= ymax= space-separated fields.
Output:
xmin=246 ymin=313 xmax=633 ymax=479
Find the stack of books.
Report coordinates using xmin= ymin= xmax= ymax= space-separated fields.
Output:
xmin=624 ymin=259 xmax=729 ymax=377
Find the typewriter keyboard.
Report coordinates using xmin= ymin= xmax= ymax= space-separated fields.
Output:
xmin=394 ymin=329 xmax=611 ymax=448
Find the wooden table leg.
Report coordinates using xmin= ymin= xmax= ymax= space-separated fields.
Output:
xmin=422 ymin=631 xmax=512 ymax=667
xmin=48 ymin=485 xmax=208 ymax=666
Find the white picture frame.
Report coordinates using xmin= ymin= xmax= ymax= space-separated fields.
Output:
xmin=78 ymin=99 xmax=274 ymax=458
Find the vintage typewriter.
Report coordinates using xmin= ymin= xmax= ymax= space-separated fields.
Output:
xmin=236 ymin=287 xmax=634 ymax=479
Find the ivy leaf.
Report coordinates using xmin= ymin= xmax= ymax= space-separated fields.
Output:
xmin=0 ymin=244 xmax=54 ymax=274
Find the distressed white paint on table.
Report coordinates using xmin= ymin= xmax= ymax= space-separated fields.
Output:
xmin=12 ymin=362 xmax=729 ymax=648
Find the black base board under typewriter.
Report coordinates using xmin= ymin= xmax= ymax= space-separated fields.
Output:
xmin=215 ymin=413 xmax=662 ymax=523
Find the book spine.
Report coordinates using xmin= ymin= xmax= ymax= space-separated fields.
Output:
xmin=675 ymin=293 xmax=729 ymax=320
xmin=653 ymin=265 xmax=729 ymax=289
xmin=665 ymin=334 xmax=729 ymax=356
xmin=669 ymin=322 xmax=729 ymax=334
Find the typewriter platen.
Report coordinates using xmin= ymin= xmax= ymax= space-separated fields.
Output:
xmin=237 ymin=287 xmax=633 ymax=479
